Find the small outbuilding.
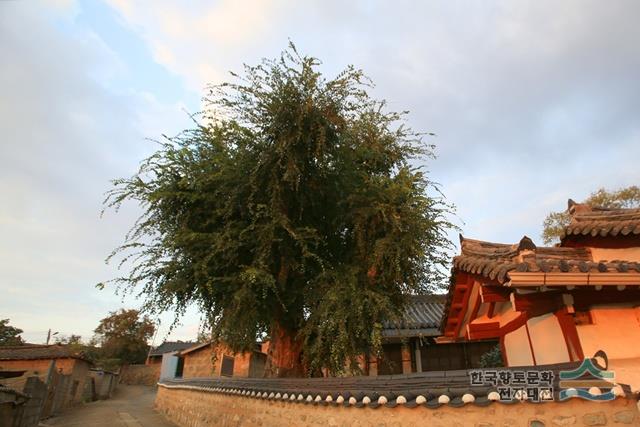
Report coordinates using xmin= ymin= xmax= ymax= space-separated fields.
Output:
xmin=0 ymin=344 xmax=91 ymax=405
xmin=180 ymin=342 xmax=267 ymax=379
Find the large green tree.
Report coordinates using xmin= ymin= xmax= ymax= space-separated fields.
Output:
xmin=104 ymin=46 xmax=454 ymax=376
xmin=93 ymin=309 xmax=155 ymax=365
xmin=542 ymin=185 xmax=640 ymax=244
xmin=0 ymin=319 xmax=24 ymax=346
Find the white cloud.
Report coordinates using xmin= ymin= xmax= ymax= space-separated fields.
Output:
xmin=0 ymin=1 xmax=195 ymax=342
xmin=105 ymin=0 xmax=289 ymax=91
xmin=2 ymin=0 xmax=639 ymax=343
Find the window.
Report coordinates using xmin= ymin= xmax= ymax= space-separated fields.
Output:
xmin=221 ymin=355 xmax=235 ymax=377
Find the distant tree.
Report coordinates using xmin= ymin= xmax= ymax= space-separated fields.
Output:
xmin=0 ymin=319 xmax=24 ymax=346
xmin=54 ymin=334 xmax=83 ymax=346
xmin=196 ymin=329 xmax=212 ymax=344
xmin=93 ymin=309 xmax=155 ymax=365
xmin=104 ymin=44 xmax=455 ymax=377
xmin=542 ymin=186 xmax=640 ymax=245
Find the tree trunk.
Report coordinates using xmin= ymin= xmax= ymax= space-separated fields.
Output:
xmin=264 ymin=321 xmax=304 ymax=377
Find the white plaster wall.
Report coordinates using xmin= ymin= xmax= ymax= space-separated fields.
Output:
xmin=589 ymin=247 xmax=640 ymax=262
xmin=527 ymin=313 xmax=570 ymax=365
xmin=577 ymin=304 xmax=640 ymax=360
xmin=504 ymin=325 xmax=534 ymax=367
xmin=160 ymin=352 xmax=181 ymax=379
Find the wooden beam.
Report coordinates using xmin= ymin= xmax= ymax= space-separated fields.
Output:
xmin=479 ymin=286 xmax=510 ymax=303
xmin=452 ymin=275 xmax=474 ymax=339
xmin=509 ymin=272 xmax=640 ymax=287
xmin=509 ymin=291 xmax=563 ymax=317
xmin=487 ymin=302 xmax=496 ymax=319
xmin=555 ymin=307 xmax=584 ymax=362
xmin=466 ymin=320 xmax=501 ymax=340
xmin=468 ymin=295 xmax=482 ymax=324
xmin=524 ymin=323 xmax=537 ymax=366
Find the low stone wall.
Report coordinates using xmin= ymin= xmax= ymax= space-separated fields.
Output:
xmin=155 ymin=386 xmax=639 ymax=427
xmin=119 ymin=364 xmax=160 ymax=386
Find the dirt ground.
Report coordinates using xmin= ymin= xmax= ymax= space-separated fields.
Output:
xmin=42 ymin=385 xmax=176 ymax=427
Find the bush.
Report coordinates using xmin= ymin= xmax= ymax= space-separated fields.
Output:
xmin=479 ymin=344 xmax=503 ymax=368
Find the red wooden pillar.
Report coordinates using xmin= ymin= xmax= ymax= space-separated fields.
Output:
xmin=555 ymin=307 xmax=585 ymax=361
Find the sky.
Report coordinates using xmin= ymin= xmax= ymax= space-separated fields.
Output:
xmin=1 ymin=0 xmax=639 ymax=345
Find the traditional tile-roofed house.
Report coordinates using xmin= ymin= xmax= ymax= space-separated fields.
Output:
xmin=0 ymin=344 xmax=92 ymax=404
xmin=372 ymin=295 xmax=497 ymax=375
xmin=441 ymin=200 xmax=640 ymax=389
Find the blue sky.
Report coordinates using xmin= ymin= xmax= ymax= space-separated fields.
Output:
xmin=1 ymin=0 xmax=639 ymax=345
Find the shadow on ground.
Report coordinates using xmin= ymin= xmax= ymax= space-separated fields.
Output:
xmin=42 ymin=385 xmax=176 ymax=427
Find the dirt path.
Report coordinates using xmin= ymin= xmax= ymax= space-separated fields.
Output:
xmin=42 ymin=385 xmax=176 ymax=427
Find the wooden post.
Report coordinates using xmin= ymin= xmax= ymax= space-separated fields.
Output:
xmin=414 ymin=340 xmax=423 ymax=373
xmin=368 ymin=354 xmax=378 ymax=376
xmin=401 ymin=343 xmax=412 ymax=374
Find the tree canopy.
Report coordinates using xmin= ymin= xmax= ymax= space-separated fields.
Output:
xmin=542 ymin=185 xmax=640 ymax=244
xmin=93 ymin=309 xmax=155 ymax=365
xmin=104 ymin=45 xmax=455 ymax=376
xmin=0 ymin=318 xmax=24 ymax=346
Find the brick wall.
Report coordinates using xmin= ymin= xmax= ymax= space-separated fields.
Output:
xmin=182 ymin=345 xmax=255 ymax=378
xmin=155 ymin=386 xmax=640 ymax=427
xmin=119 ymin=364 xmax=160 ymax=386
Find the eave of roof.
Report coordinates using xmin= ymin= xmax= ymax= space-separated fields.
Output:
xmin=179 ymin=341 xmax=214 ymax=356
xmin=381 ymin=295 xmax=445 ymax=337
xmin=452 ymin=234 xmax=640 ymax=284
xmin=0 ymin=344 xmax=91 ymax=363
xmin=149 ymin=341 xmax=196 ymax=356
xmin=561 ymin=199 xmax=640 ymax=240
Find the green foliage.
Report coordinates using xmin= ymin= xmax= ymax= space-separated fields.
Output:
xmin=542 ymin=185 xmax=640 ymax=245
xmin=93 ymin=309 xmax=155 ymax=365
xmin=104 ymin=44 xmax=455 ymax=375
xmin=54 ymin=334 xmax=83 ymax=346
xmin=479 ymin=344 xmax=503 ymax=368
xmin=0 ymin=319 xmax=24 ymax=346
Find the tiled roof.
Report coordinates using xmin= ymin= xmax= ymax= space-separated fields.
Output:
xmin=0 ymin=344 xmax=90 ymax=362
xmin=149 ymin=341 xmax=196 ymax=356
xmin=0 ymin=384 xmax=29 ymax=401
xmin=382 ymin=295 xmax=445 ymax=337
xmin=179 ymin=341 xmax=213 ymax=356
xmin=453 ymin=235 xmax=640 ymax=284
xmin=561 ymin=200 xmax=640 ymax=239
xmin=158 ymin=361 xmax=631 ymax=408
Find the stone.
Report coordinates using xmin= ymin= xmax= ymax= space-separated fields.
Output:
xmin=437 ymin=394 xmax=450 ymax=404
xmin=461 ymin=393 xmax=475 ymax=403
xmin=582 ymin=412 xmax=607 ymax=426
xmin=487 ymin=391 xmax=501 ymax=401
xmin=551 ymin=415 xmax=576 ymax=426
xmin=529 ymin=420 xmax=545 ymax=427
xmin=613 ymin=410 xmax=636 ymax=424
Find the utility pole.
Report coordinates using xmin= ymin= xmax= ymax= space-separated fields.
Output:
xmin=46 ymin=329 xmax=58 ymax=345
